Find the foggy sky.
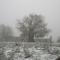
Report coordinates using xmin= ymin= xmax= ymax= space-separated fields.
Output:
xmin=0 ymin=0 xmax=60 ymax=41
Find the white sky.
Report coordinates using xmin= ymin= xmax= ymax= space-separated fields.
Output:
xmin=0 ymin=0 xmax=60 ymax=41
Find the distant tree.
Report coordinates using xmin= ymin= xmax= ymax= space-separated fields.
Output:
xmin=56 ymin=37 xmax=60 ymax=47
xmin=0 ymin=24 xmax=13 ymax=41
xmin=57 ymin=37 xmax=60 ymax=43
xmin=17 ymin=14 xmax=50 ymax=42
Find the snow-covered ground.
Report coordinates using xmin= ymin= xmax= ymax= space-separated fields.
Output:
xmin=2 ymin=45 xmax=59 ymax=60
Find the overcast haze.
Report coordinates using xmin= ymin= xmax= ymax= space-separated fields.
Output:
xmin=0 ymin=0 xmax=60 ymax=41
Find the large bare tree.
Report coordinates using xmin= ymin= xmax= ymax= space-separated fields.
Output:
xmin=17 ymin=14 xmax=50 ymax=42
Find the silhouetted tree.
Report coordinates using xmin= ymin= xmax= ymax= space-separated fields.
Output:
xmin=0 ymin=24 xmax=13 ymax=41
xmin=57 ymin=37 xmax=60 ymax=43
xmin=17 ymin=14 xmax=50 ymax=42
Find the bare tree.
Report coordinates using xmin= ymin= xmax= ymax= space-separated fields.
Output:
xmin=17 ymin=14 xmax=50 ymax=42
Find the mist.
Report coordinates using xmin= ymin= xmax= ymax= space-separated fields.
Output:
xmin=0 ymin=0 xmax=60 ymax=41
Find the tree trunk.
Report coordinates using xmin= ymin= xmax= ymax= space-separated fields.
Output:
xmin=28 ymin=30 xmax=34 ymax=42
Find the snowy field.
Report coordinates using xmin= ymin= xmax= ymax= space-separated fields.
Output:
xmin=0 ymin=42 xmax=60 ymax=60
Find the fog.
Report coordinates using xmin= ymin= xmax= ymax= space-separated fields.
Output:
xmin=0 ymin=0 xmax=60 ymax=41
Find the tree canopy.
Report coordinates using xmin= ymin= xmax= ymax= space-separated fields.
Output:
xmin=17 ymin=14 xmax=50 ymax=42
